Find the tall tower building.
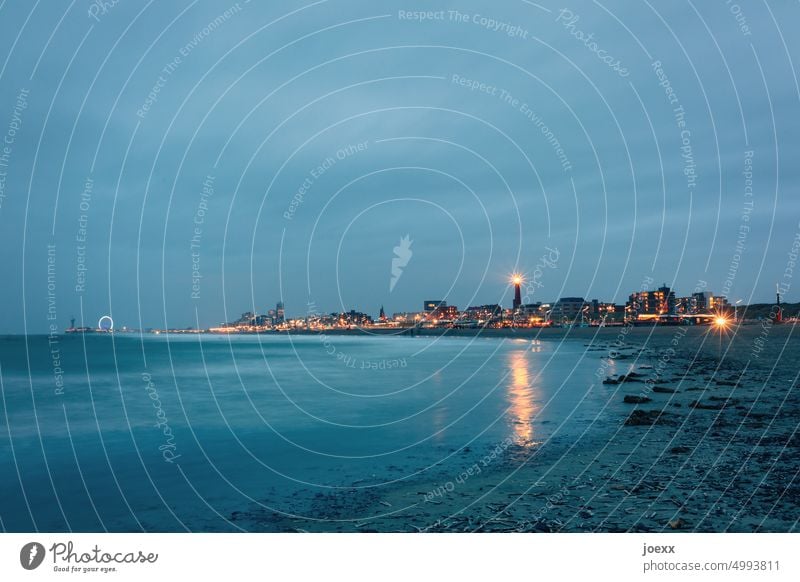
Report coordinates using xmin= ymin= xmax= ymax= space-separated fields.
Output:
xmin=512 ymin=274 xmax=522 ymax=310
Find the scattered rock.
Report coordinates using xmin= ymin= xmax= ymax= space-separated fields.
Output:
xmin=652 ymin=386 xmax=677 ymax=394
xmin=625 ymin=409 xmax=678 ymax=426
xmin=668 ymin=517 xmax=687 ymax=530
xmin=619 ymin=374 xmax=645 ymax=383
xmin=690 ymin=400 xmax=725 ymax=410
xmin=624 ymin=395 xmax=652 ymax=404
xmin=708 ymin=396 xmax=739 ymax=404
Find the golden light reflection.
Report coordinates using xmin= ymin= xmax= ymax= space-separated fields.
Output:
xmin=506 ymin=351 xmax=539 ymax=446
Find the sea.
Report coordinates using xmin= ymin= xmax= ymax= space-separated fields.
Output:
xmin=0 ymin=332 xmax=612 ymax=531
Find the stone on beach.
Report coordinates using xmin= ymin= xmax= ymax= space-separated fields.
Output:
xmin=618 ymin=374 xmax=645 ymax=383
xmin=689 ymin=400 xmax=730 ymax=410
xmin=623 ymin=395 xmax=652 ymax=404
xmin=624 ymin=409 xmax=679 ymax=426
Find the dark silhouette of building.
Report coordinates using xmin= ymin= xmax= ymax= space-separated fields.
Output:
xmin=424 ymin=300 xmax=446 ymax=312
xmin=551 ymin=297 xmax=587 ymax=322
xmin=512 ymin=278 xmax=522 ymax=310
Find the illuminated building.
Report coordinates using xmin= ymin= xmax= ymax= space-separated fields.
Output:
xmin=589 ymin=300 xmax=622 ymax=323
xmin=462 ymin=304 xmax=502 ymax=325
xmin=435 ymin=305 xmax=459 ymax=320
xmin=339 ymin=310 xmax=373 ymax=326
xmin=627 ymin=285 xmax=676 ymax=317
xmin=674 ymin=292 xmax=730 ymax=315
xmin=511 ymin=273 xmax=523 ymax=310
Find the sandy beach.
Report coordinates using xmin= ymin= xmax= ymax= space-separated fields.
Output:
xmin=230 ymin=323 xmax=800 ymax=532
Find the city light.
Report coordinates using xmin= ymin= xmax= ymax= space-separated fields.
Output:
xmin=120 ymin=279 xmax=776 ymax=336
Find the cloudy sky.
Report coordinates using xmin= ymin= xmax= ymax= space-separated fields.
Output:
xmin=1 ymin=0 xmax=799 ymax=333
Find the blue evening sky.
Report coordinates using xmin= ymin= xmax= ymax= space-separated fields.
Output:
xmin=0 ymin=0 xmax=798 ymax=332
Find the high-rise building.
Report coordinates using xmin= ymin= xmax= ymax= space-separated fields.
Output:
xmin=691 ymin=291 xmax=728 ymax=313
xmin=424 ymin=300 xmax=446 ymax=312
xmin=627 ymin=285 xmax=676 ymax=316
xmin=276 ymin=302 xmax=285 ymax=323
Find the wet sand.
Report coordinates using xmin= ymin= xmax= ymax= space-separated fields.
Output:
xmin=230 ymin=324 xmax=800 ymax=532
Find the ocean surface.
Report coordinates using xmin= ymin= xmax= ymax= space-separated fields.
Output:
xmin=0 ymin=332 xmax=611 ymax=531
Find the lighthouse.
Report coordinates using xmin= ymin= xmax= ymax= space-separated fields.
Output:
xmin=511 ymin=274 xmax=523 ymax=310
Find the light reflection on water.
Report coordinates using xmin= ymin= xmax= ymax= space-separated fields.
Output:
xmin=506 ymin=349 xmax=539 ymax=446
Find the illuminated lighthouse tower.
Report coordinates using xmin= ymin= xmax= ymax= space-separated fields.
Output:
xmin=511 ymin=273 xmax=523 ymax=311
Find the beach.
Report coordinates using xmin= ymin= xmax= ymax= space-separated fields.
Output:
xmin=229 ymin=324 xmax=800 ymax=532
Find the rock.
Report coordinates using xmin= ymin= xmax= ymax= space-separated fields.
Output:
xmin=670 ymin=446 xmax=691 ymax=454
xmin=625 ymin=409 xmax=678 ymax=426
xmin=603 ymin=377 xmax=620 ymax=385
xmin=624 ymin=395 xmax=652 ymax=404
xmin=709 ymin=396 xmax=739 ymax=404
xmin=652 ymin=386 xmax=677 ymax=394
xmin=619 ymin=374 xmax=644 ymax=383
xmin=668 ymin=517 xmax=687 ymax=529
xmin=690 ymin=400 xmax=725 ymax=410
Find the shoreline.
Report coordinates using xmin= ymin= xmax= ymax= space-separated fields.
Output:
xmin=229 ymin=325 xmax=800 ymax=532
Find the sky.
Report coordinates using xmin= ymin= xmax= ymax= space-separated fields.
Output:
xmin=1 ymin=0 xmax=799 ymax=333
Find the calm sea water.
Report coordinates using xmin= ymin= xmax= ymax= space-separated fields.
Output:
xmin=0 ymin=333 xmax=610 ymax=531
